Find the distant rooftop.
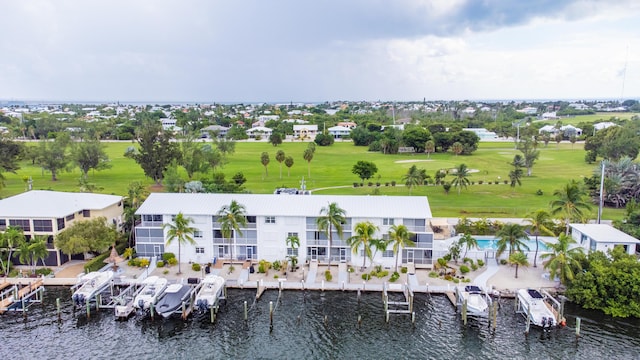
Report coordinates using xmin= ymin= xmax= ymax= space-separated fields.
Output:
xmin=0 ymin=190 xmax=123 ymax=218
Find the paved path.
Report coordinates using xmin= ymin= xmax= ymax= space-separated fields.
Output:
xmin=471 ymin=259 xmax=499 ymax=287
xmin=306 ymin=262 xmax=318 ymax=284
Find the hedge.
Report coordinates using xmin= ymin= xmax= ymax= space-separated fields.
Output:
xmin=83 ymin=243 xmax=127 ymax=273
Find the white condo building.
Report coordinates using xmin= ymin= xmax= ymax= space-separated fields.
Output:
xmin=135 ymin=193 xmax=434 ymax=268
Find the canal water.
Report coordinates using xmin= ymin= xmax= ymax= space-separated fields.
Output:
xmin=1 ymin=287 xmax=638 ymax=359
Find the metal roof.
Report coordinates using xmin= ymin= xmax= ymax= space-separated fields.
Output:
xmin=0 ymin=190 xmax=123 ymax=218
xmin=570 ymin=223 xmax=640 ymax=244
xmin=136 ymin=193 xmax=432 ymax=219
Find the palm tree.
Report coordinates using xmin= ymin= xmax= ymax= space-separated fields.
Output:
xmin=540 ymin=233 xmax=584 ymax=285
xmin=550 ymin=180 xmax=592 ymax=234
xmin=347 ymin=221 xmax=378 ymax=270
xmin=389 ymin=224 xmax=415 ymax=271
xmin=508 ymin=252 xmax=529 ymax=278
xmin=260 ymin=152 xmax=270 ymax=177
xmin=284 ymin=156 xmax=294 ymax=177
xmin=425 ymin=140 xmax=435 ymax=158
xmin=402 ymin=165 xmax=424 ymax=195
xmin=0 ymin=226 xmax=25 ymax=276
xmin=495 ymin=223 xmax=529 ymax=258
xmin=286 ymin=234 xmax=300 ymax=271
xmin=275 ymin=150 xmax=285 ymax=179
xmin=163 ymin=212 xmax=197 ymax=274
xmin=370 ymin=238 xmax=391 ymax=262
xmin=316 ymin=202 xmax=346 ymax=270
xmin=29 ymin=238 xmax=49 ymax=273
xmin=216 ymin=200 xmax=247 ymax=265
xmin=525 ymin=209 xmax=555 ymax=267
xmin=125 ymin=181 xmax=149 ymax=247
xmin=451 ymin=163 xmax=471 ymax=195
xmin=458 ymin=233 xmax=478 ymax=259
xmin=451 ymin=142 xmax=463 ymax=156
xmin=303 ymin=148 xmax=314 ymax=178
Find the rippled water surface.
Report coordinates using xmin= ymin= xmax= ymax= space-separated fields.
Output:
xmin=1 ymin=287 xmax=639 ymax=359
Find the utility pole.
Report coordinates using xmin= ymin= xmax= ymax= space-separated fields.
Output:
xmin=598 ymin=161 xmax=605 ymax=224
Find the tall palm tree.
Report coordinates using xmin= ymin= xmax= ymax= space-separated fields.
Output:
xmin=495 ymin=223 xmax=529 ymax=258
xmin=525 ymin=209 xmax=555 ymax=267
xmin=458 ymin=233 xmax=478 ymax=259
xmin=275 ymin=150 xmax=285 ymax=179
xmin=163 ymin=212 xmax=197 ymax=274
xmin=216 ymin=200 xmax=247 ymax=265
xmin=508 ymin=252 xmax=529 ymax=278
xmin=389 ymin=224 xmax=415 ymax=271
xmin=370 ymin=238 xmax=391 ymax=262
xmin=29 ymin=238 xmax=49 ymax=273
xmin=451 ymin=163 xmax=471 ymax=195
xmin=347 ymin=221 xmax=378 ymax=270
xmin=402 ymin=165 xmax=424 ymax=195
xmin=286 ymin=234 xmax=300 ymax=271
xmin=425 ymin=140 xmax=435 ymax=158
xmin=125 ymin=181 xmax=149 ymax=246
xmin=0 ymin=226 xmax=25 ymax=276
xmin=316 ymin=202 xmax=346 ymax=270
xmin=303 ymin=148 xmax=314 ymax=178
xmin=540 ymin=233 xmax=584 ymax=285
xmin=550 ymin=180 xmax=592 ymax=234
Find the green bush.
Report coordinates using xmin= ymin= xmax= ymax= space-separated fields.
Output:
xmin=390 ymin=271 xmax=400 ymax=282
xmin=400 ymin=266 xmax=408 ymax=274
xmin=500 ymin=259 xmax=508 ymax=265
xmin=274 ymin=274 xmax=279 ymax=279
xmin=477 ymin=259 xmax=485 ymax=267
xmin=444 ymin=275 xmax=453 ymax=281
xmin=162 ymin=252 xmax=176 ymax=261
xmin=324 ymin=270 xmax=332 ymax=281
xmin=258 ymin=264 xmax=266 ymax=273
xmin=362 ymin=273 xmax=371 ymax=280
xmin=374 ymin=270 xmax=389 ymax=278
xmin=35 ymin=268 xmax=53 ymax=276
xmin=272 ymin=260 xmax=281 ymax=271
xmin=138 ymin=258 xmax=150 ymax=268
xmin=156 ymin=260 xmax=165 ymax=268
xmin=85 ymin=251 xmax=112 ymax=273
xmin=163 ymin=269 xmax=169 ymax=275
xmin=167 ymin=257 xmax=178 ymax=266
xmin=191 ymin=263 xmax=201 ymax=272
xmin=463 ymin=257 xmax=472 ymax=264
xmin=428 ymin=271 xmax=438 ymax=278
xmin=459 ymin=265 xmax=470 ymax=274
xmin=453 ymin=278 xmax=460 ymax=284
xmin=128 ymin=258 xmax=140 ymax=267
xmin=471 ymin=263 xmax=478 ymax=271
xmin=463 ymin=278 xmax=471 ymax=283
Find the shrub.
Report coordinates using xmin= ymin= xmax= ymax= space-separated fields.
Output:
xmin=428 ymin=271 xmax=438 ymax=278
xmin=128 ymin=258 xmax=140 ymax=267
xmin=463 ymin=278 xmax=471 ymax=283
xmin=274 ymin=274 xmax=279 ymax=279
xmin=368 ymin=182 xmax=373 ymax=187
xmin=258 ymin=264 xmax=266 ymax=273
xmin=163 ymin=269 xmax=169 ymax=275
xmin=192 ymin=263 xmax=201 ymax=272
xmin=459 ymin=265 xmax=470 ymax=274
xmin=156 ymin=260 xmax=165 ymax=268
xmin=391 ymin=180 xmax=396 ymax=186
xmin=138 ymin=258 xmax=150 ymax=268
xmin=353 ymin=182 xmax=359 ymax=187
xmin=85 ymin=251 xmax=112 ymax=273
xmin=362 ymin=273 xmax=371 ymax=280
xmin=477 ymin=259 xmax=485 ymax=267
xmin=272 ymin=260 xmax=281 ymax=271
xmin=324 ymin=270 xmax=332 ymax=281
xmin=347 ymin=266 xmax=354 ymax=273
xmin=385 ymin=182 xmax=390 ymax=186
xmin=478 ymin=180 xmax=483 ymax=184
xmin=471 ymin=263 xmax=478 ymax=271
xmin=503 ymin=180 xmax=508 ymax=184
xmin=500 ymin=259 xmax=508 ymax=265
xmin=162 ymin=253 xmax=176 ymax=261
xmin=167 ymin=257 xmax=178 ymax=266
xmin=35 ymin=268 xmax=53 ymax=276
xmin=444 ymin=275 xmax=453 ymax=281
xmin=376 ymin=182 xmax=380 ymax=187
xmin=375 ymin=270 xmax=389 ymax=278
xmin=453 ymin=278 xmax=460 ymax=284
xmin=536 ymin=189 xmax=544 ymax=196
xmin=390 ymin=271 xmax=400 ymax=282
xmin=400 ymin=266 xmax=408 ymax=274
xmin=463 ymin=257 xmax=472 ymax=264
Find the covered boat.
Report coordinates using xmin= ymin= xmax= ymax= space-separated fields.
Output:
xmin=155 ymin=283 xmax=192 ymax=318
xmin=516 ymin=288 xmax=560 ymax=328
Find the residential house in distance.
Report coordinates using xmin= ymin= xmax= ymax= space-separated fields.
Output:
xmin=337 ymin=121 xmax=357 ymax=129
xmin=246 ymin=126 xmax=273 ymax=139
xmin=570 ymin=223 xmax=640 ymax=255
xmin=200 ymin=125 xmax=229 ymax=139
xmin=135 ymin=193 xmax=435 ymax=269
xmin=327 ymin=125 xmax=351 ymax=139
xmin=293 ymin=124 xmax=318 ymax=140
xmin=0 ymin=190 xmax=124 ymax=266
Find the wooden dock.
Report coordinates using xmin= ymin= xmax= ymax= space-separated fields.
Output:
xmin=0 ymin=279 xmax=44 ymax=314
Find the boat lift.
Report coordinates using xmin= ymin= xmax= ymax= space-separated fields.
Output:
xmin=382 ymin=282 xmax=415 ymax=324
xmin=0 ymin=279 xmax=45 ymax=316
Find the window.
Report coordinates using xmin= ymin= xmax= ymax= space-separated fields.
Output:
xmin=82 ymin=210 xmax=91 ymax=218
xmin=580 ymin=234 xmax=588 ymax=245
xmin=383 ymin=250 xmax=394 ymax=258
xmin=383 ymin=218 xmax=394 ymax=226
xmin=65 ymin=214 xmax=75 ymax=221
xmin=0 ymin=219 xmax=5 ymax=231
xmin=33 ymin=219 xmax=53 ymax=232
xmin=194 ymin=231 xmax=203 ymax=238
xmin=265 ymin=216 xmax=276 ymax=224
xmin=195 ymin=247 xmax=205 ymax=254
xmin=287 ymin=232 xmax=298 ymax=238
xmin=246 ymin=216 xmax=257 ymax=224
xmin=287 ymin=248 xmax=299 ymax=256
xmin=9 ymin=219 xmax=30 ymax=231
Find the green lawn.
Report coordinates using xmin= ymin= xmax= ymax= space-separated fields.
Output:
xmin=1 ymin=140 xmax=624 ymax=220
xmin=535 ymin=112 xmax=639 ymax=126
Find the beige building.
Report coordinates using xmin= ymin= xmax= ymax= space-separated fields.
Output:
xmin=0 ymin=190 xmax=124 ymax=266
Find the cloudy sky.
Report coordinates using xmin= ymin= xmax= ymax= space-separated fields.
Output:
xmin=1 ymin=0 xmax=639 ymax=103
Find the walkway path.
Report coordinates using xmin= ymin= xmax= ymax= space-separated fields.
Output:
xmin=471 ymin=259 xmax=500 ymax=288
xmin=306 ymin=261 xmax=318 ymax=284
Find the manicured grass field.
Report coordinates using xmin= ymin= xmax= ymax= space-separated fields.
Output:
xmin=0 ymin=140 xmax=624 ymax=220
xmin=535 ymin=112 xmax=639 ymax=126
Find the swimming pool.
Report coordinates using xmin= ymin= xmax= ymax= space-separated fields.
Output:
xmin=475 ymin=238 xmax=550 ymax=251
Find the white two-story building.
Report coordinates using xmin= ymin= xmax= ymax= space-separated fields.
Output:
xmin=135 ymin=193 xmax=435 ymax=268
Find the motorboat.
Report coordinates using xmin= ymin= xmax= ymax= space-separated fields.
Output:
xmin=133 ymin=276 xmax=168 ymax=310
xmin=72 ymin=271 xmax=114 ymax=306
xmin=155 ymin=283 xmax=192 ymax=318
xmin=195 ymin=275 xmax=225 ymax=312
xmin=455 ymin=285 xmax=491 ymax=316
xmin=516 ymin=288 xmax=560 ymax=328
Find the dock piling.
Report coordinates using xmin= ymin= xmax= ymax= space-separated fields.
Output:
xmin=56 ymin=298 xmax=61 ymax=321
xmin=269 ymin=301 xmax=274 ymax=330
xmin=462 ymin=299 xmax=468 ymax=325
xmin=576 ymin=317 xmax=581 ymax=338
xmin=243 ymin=300 xmax=248 ymax=321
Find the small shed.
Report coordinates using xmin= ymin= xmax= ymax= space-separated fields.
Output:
xmin=570 ymin=223 xmax=640 ymax=255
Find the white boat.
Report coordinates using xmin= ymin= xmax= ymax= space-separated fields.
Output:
xmin=72 ymin=271 xmax=114 ymax=306
xmin=517 ymin=288 xmax=560 ymax=328
xmin=155 ymin=283 xmax=192 ymax=318
xmin=456 ymin=285 xmax=491 ymax=316
xmin=133 ymin=276 xmax=168 ymax=310
xmin=195 ymin=275 xmax=225 ymax=312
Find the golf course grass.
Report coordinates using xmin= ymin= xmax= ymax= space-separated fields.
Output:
xmin=0 ymin=139 xmax=624 ymax=220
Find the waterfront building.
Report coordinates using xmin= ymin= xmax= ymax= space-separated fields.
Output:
xmin=570 ymin=223 xmax=640 ymax=255
xmin=0 ymin=190 xmax=124 ymax=266
xmin=135 ymin=193 xmax=434 ymax=268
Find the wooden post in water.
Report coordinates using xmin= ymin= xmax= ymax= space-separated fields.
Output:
xmin=243 ymin=301 xmax=248 ymax=321
xmin=56 ymin=298 xmax=61 ymax=321
xmin=357 ymin=289 xmax=361 ymax=303
xmin=181 ymin=301 xmax=186 ymax=320
xmin=492 ymin=301 xmax=498 ymax=330
xmin=210 ymin=305 xmax=215 ymax=324
xmin=86 ymin=299 xmax=91 ymax=318
xmin=412 ymin=311 xmax=416 ymax=326
xmin=150 ymin=302 xmax=155 ymax=320
xmin=301 ymin=279 xmax=305 ymax=290
xmin=269 ymin=301 xmax=274 ymax=330
xmin=525 ymin=308 xmax=531 ymax=335
xmin=462 ymin=299 xmax=468 ymax=325
xmin=576 ymin=317 xmax=581 ymax=338
xmin=321 ymin=280 xmax=324 ymax=292
xmin=357 ymin=315 xmax=362 ymax=328
xmin=22 ymin=295 xmax=27 ymax=319
xmin=96 ymin=294 xmax=101 ymax=310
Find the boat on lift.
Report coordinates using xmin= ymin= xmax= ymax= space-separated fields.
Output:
xmin=133 ymin=276 xmax=168 ymax=311
xmin=455 ymin=285 xmax=491 ymax=316
xmin=516 ymin=288 xmax=560 ymax=328
xmin=195 ymin=275 xmax=225 ymax=312
xmin=72 ymin=271 xmax=114 ymax=306
xmin=155 ymin=283 xmax=192 ymax=318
